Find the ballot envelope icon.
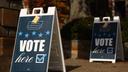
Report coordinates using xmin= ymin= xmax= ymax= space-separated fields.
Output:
xmin=27 ymin=21 xmax=43 ymax=30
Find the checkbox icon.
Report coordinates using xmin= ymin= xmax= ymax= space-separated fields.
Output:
xmin=107 ymin=47 xmax=113 ymax=54
xmin=36 ymin=54 xmax=47 ymax=63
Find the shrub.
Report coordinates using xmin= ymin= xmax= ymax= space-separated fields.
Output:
xmin=121 ymin=17 xmax=128 ymax=42
xmin=61 ymin=17 xmax=93 ymax=40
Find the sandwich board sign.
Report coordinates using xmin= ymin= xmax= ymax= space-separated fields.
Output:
xmin=10 ymin=7 xmax=66 ymax=72
xmin=89 ymin=16 xmax=124 ymax=63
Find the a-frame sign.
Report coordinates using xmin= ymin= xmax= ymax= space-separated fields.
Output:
xmin=10 ymin=7 xmax=66 ymax=72
xmin=89 ymin=16 xmax=124 ymax=63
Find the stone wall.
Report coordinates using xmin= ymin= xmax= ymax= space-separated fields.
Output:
xmin=0 ymin=8 xmax=19 ymax=56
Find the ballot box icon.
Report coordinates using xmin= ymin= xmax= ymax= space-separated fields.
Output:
xmin=27 ymin=21 xmax=43 ymax=30
xmin=27 ymin=16 xmax=43 ymax=30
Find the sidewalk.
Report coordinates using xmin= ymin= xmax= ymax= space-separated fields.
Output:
xmin=65 ymin=58 xmax=128 ymax=72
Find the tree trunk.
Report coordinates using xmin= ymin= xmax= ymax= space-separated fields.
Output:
xmin=70 ymin=0 xmax=89 ymax=20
